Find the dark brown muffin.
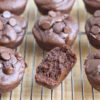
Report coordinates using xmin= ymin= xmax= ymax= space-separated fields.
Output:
xmin=85 ymin=51 xmax=100 ymax=91
xmin=0 ymin=46 xmax=26 ymax=93
xmin=32 ymin=11 xmax=78 ymax=51
xmin=85 ymin=10 xmax=100 ymax=49
xmin=35 ymin=46 xmax=77 ymax=89
xmin=34 ymin=0 xmax=75 ymax=15
xmin=0 ymin=0 xmax=28 ymax=15
xmin=83 ymin=0 xmax=100 ymax=14
xmin=0 ymin=11 xmax=27 ymax=49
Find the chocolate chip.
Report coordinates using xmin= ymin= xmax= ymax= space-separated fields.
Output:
xmin=14 ymin=25 xmax=22 ymax=33
xmin=48 ymin=11 xmax=56 ymax=17
xmin=3 ymin=66 xmax=14 ymax=75
xmin=3 ymin=11 xmax=11 ymax=18
xmin=91 ymin=25 xmax=100 ymax=34
xmin=60 ymin=32 xmax=69 ymax=39
xmin=1 ymin=52 xmax=10 ymax=60
xmin=1 ymin=36 xmax=9 ymax=43
xmin=64 ymin=26 xmax=71 ymax=34
xmin=9 ymin=18 xmax=17 ymax=27
xmin=15 ymin=62 xmax=21 ymax=71
xmin=39 ymin=16 xmax=53 ymax=30
xmin=53 ymin=22 xmax=65 ymax=34
xmin=94 ymin=10 xmax=100 ymax=17
xmin=4 ymin=25 xmax=17 ymax=41
xmin=0 ymin=20 xmax=4 ymax=31
xmin=53 ymin=17 xmax=63 ymax=22
xmin=11 ymin=55 xmax=17 ymax=65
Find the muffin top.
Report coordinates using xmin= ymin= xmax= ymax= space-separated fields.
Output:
xmin=33 ymin=11 xmax=78 ymax=50
xmin=85 ymin=51 xmax=100 ymax=82
xmin=0 ymin=46 xmax=26 ymax=85
xmin=85 ymin=10 xmax=100 ymax=40
xmin=0 ymin=11 xmax=27 ymax=48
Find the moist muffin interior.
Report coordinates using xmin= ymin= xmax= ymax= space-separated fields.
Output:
xmin=36 ymin=46 xmax=76 ymax=81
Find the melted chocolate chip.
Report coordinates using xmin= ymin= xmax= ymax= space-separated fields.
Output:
xmin=4 ymin=25 xmax=17 ymax=41
xmin=64 ymin=26 xmax=71 ymax=34
xmin=3 ymin=11 xmax=11 ymax=18
xmin=39 ymin=17 xmax=52 ymax=30
xmin=14 ymin=25 xmax=22 ymax=33
xmin=3 ymin=65 xmax=14 ymax=75
xmin=9 ymin=18 xmax=17 ymax=27
xmin=53 ymin=22 xmax=65 ymax=34
xmin=1 ymin=52 xmax=10 ymax=60
xmin=48 ymin=11 xmax=56 ymax=17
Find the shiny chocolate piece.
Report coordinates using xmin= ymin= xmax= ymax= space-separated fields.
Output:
xmin=9 ymin=18 xmax=17 ymax=27
xmin=85 ymin=51 xmax=100 ymax=91
xmin=0 ymin=0 xmax=27 ymax=15
xmin=0 ymin=11 xmax=27 ymax=49
xmin=34 ymin=0 xmax=75 ymax=15
xmin=35 ymin=46 xmax=77 ymax=89
xmin=85 ymin=10 xmax=100 ymax=49
xmin=83 ymin=0 xmax=100 ymax=14
xmin=0 ymin=46 xmax=26 ymax=93
xmin=32 ymin=11 xmax=78 ymax=51
xmin=3 ymin=11 xmax=11 ymax=18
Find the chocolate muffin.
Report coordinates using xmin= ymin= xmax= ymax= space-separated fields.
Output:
xmin=83 ymin=0 xmax=100 ymax=14
xmin=35 ymin=46 xmax=77 ymax=89
xmin=85 ymin=10 xmax=100 ymax=49
xmin=32 ymin=11 xmax=78 ymax=51
xmin=0 ymin=0 xmax=27 ymax=15
xmin=85 ymin=51 xmax=100 ymax=91
xmin=0 ymin=46 xmax=26 ymax=93
xmin=0 ymin=11 xmax=27 ymax=49
xmin=34 ymin=0 xmax=75 ymax=15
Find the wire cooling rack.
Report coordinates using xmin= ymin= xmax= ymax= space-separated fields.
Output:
xmin=0 ymin=0 xmax=100 ymax=100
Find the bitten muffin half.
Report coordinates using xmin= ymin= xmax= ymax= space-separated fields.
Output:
xmin=35 ymin=46 xmax=77 ymax=89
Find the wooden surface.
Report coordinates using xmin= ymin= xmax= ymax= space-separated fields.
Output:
xmin=1 ymin=0 xmax=100 ymax=100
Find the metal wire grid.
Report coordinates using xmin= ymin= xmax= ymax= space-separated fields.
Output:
xmin=0 ymin=0 xmax=98 ymax=100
